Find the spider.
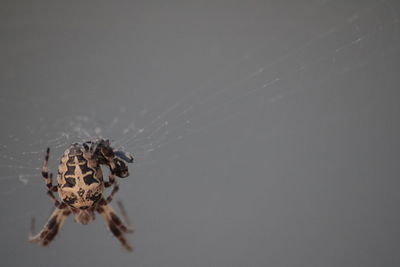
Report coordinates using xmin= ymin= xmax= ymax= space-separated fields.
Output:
xmin=29 ymin=138 xmax=135 ymax=251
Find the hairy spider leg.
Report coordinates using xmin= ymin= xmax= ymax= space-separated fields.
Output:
xmin=41 ymin=148 xmax=60 ymax=207
xmin=104 ymin=160 xmax=117 ymax=188
xmin=106 ymin=184 xmax=133 ymax=233
xmin=95 ymin=184 xmax=133 ymax=251
xmin=29 ymin=204 xmax=71 ymax=246
xmin=117 ymin=200 xmax=133 ymax=230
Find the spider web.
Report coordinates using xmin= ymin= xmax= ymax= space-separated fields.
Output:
xmin=1 ymin=0 xmax=400 ymax=266
xmin=1 ymin=0 xmax=396 ymax=185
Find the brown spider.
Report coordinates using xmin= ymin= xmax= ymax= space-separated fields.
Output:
xmin=29 ymin=139 xmax=135 ymax=251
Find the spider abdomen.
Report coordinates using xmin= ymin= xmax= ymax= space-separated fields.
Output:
xmin=57 ymin=143 xmax=104 ymax=209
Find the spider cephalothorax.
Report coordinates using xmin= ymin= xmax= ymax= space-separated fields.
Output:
xmin=29 ymin=138 xmax=134 ymax=251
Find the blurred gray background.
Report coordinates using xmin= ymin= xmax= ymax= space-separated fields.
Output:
xmin=1 ymin=0 xmax=400 ymax=266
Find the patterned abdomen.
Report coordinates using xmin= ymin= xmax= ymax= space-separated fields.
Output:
xmin=57 ymin=143 xmax=104 ymax=208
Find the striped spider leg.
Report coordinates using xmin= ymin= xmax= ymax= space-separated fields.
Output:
xmin=97 ymin=183 xmax=134 ymax=251
xmin=29 ymin=148 xmax=70 ymax=245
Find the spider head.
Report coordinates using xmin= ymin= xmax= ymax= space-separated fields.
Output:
xmin=72 ymin=206 xmax=95 ymax=225
xmin=61 ymin=189 xmax=101 ymax=225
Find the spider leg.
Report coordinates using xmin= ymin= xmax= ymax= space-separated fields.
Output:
xmin=41 ymin=149 xmax=60 ymax=206
xmin=97 ymin=198 xmax=134 ymax=251
xmin=114 ymin=150 xmax=134 ymax=163
xmin=41 ymin=148 xmax=55 ymax=190
xmin=29 ymin=204 xmax=70 ymax=246
xmin=117 ymin=200 xmax=134 ymax=233
xmin=104 ymin=171 xmax=116 ymax=188
xmin=41 ymin=148 xmax=58 ymax=192
xmin=46 ymin=175 xmax=60 ymax=207
xmin=105 ymin=184 xmax=134 ymax=233
xmin=106 ymin=183 xmax=119 ymax=203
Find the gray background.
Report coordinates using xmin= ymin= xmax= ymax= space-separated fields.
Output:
xmin=1 ymin=0 xmax=400 ymax=266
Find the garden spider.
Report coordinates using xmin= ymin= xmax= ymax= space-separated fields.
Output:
xmin=29 ymin=139 xmax=134 ymax=251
